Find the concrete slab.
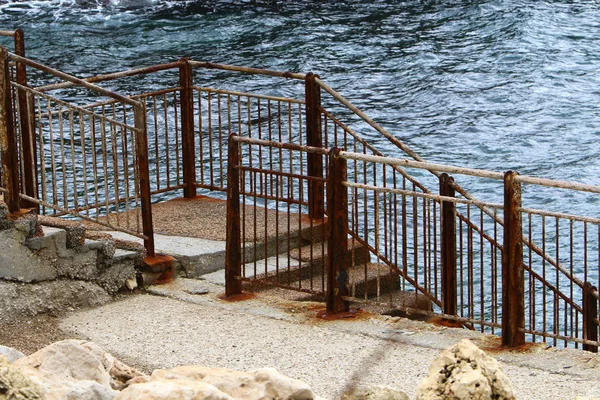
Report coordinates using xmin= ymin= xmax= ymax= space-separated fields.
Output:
xmin=57 ymin=285 xmax=600 ymax=400
xmin=103 ymin=231 xmax=227 ymax=277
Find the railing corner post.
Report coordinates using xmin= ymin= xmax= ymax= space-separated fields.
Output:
xmin=327 ymin=147 xmax=349 ymax=314
xmin=440 ymin=173 xmax=457 ymax=316
xmin=225 ymin=133 xmax=242 ymax=297
xmin=583 ymin=282 xmax=599 ymax=352
xmin=134 ymin=103 xmax=155 ymax=257
xmin=502 ymin=170 xmax=525 ymax=347
xmin=305 ymin=72 xmax=324 ymax=220
xmin=14 ymin=30 xmax=37 ymax=210
xmin=179 ymin=57 xmax=196 ymax=199
xmin=0 ymin=45 xmax=20 ymax=213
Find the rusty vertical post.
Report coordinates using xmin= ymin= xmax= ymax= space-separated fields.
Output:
xmin=502 ymin=171 xmax=525 ymax=347
xmin=225 ymin=134 xmax=242 ymax=297
xmin=305 ymin=72 xmax=324 ymax=220
xmin=327 ymin=148 xmax=349 ymax=313
xmin=134 ymin=103 xmax=155 ymax=257
xmin=179 ymin=58 xmax=196 ymax=198
xmin=0 ymin=46 xmax=20 ymax=213
xmin=583 ymin=282 xmax=599 ymax=352
xmin=440 ymin=173 xmax=457 ymax=316
xmin=14 ymin=29 xmax=37 ymax=209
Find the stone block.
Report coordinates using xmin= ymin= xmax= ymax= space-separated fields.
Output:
xmin=0 ymin=229 xmax=57 ymax=282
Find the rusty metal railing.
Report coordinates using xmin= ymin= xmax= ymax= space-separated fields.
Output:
xmin=335 ymin=151 xmax=600 ymax=351
xmin=225 ymin=134 xmax=329 ymax=297
xmin=1 ymin=33 xmax=597 ymax=352
xmin=0 ymin=49 xmax=156 ymax=255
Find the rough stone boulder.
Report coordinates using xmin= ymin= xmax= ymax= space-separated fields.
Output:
xmin=13 ymin=339 xmax=145 ymax=399
xmin=116 ymin=379 xmax=235 ymax=400
xmin=0 ymin=344 xmax=25 ymax=363
xmin=416 ymin=339 xmax=515 ymax=400
xmin=0 ymin=355 xmax=44 ymax=400
xmin=5 ymin=340 xmax=325 ymax=400
xmin=341 ymin=384 xmax=409 ymax=400
xmin=121 ymin=365 xmax=322 ymax=400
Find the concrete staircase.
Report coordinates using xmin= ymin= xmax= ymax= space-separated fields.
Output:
xmin=0 ymin=208 xmax=145 ymax=296
xmin=195 ymin=218 xmax=418 ymax=307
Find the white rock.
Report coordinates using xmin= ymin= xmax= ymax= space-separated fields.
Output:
xmin=0 ymin=344 xmax=25 ymax=363
xmin=0 ymin=355 xmax=45 ymax=400
xmin=79 ymin=341 xmax=146 ymax=390
xmin=14 ymin=339 xmax=111 ymax=387
xmin=43 ymin=379 xmax=118 ymax=400
xmin=342 ymin=384 xmax=409 ymax=399
xmin=151 ymin=365 xmax=320 ymax=400
xmin=416 ymin=339 xmax=515 ymax=400
xmin=115 ymin=379 xmax=234 ymax=400
xmin=125 ymin=276 xmax=138 ymax=290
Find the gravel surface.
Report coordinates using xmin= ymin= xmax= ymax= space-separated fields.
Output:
xmin=85 ymin=196 xmax=305 ymax=242
xmin=36 ymin=279 xmax=600 ymax=400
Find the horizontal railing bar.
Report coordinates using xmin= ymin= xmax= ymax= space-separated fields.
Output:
xmin=239 ymin=190 xmax=308 ymax=207
xmin=232 ymin=135 xmax=330 ymax=155
xmin=0 ymin=30 xmax=16 ymax=37
xmin=519 ymin=327 xmax=600 ymax=347
xmin=343 ymin=181 xmax=504 ymax=210
xmin=13 ymin=82 xmax=139 ymax=131
xmin=35 ymin=61 xmax=183 ymax=92
xmin=82 ymin=87 xmax=182 ymax=110
xmin=517 ymin=175 xmax=600 ymax=194
xmin=8 ymin=53 xmax=141 ymax=107
xmin=19 ymin=194 xmax=147 ymax=239
xmin=340 ymin=151 xmax=506 ymax=180
xmin=520 ymin=206 xmax=600 ymax=225
xmin=189 ymin=61 xmax=306 ymax=80
xmin=195 ymin=183 xmax=227 ymax=192
xmin=194 ymin=86 xmax=304 ymax=104
xmin=150 ymin=185 xmax=186 ymax=196
xmin=340 ymin=151 xmax=600 ymax=194
xmin=239 ymin=165 xmax=328 ymax=183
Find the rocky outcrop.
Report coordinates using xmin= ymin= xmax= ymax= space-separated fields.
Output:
xmin=3 ymin=340 xmax=326 ymax=400
xmin=416 ymin=339 xmax=515 ymax=400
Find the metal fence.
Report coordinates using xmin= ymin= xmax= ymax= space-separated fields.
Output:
xmin=0 ymin=41 xmax=598 ymax=351
xmin=225 ymin=135 xmax=329 ymax=296
xmin=0 ymin=49 xmax=156 ymax=254
xmin=225 ymin=141 xmax=600 ymax=350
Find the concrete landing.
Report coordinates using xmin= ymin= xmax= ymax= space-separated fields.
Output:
xmin=56 ymin=278 xmax=600 ymax=400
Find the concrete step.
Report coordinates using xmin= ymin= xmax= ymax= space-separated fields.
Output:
xmin=102 ymin=231 xmax=225 ymax=277
xmin=112 ymin=248 xmax=139 ymax=263
xmin=288 ymin=240 xmax=370 ymax=269
xmin=273 ymin=262 xmax=400 ymax=299
xmin=37 ymin=215 xmax=85 ymax=249
xmin=25 ymin=225 xmax=66 ymax=251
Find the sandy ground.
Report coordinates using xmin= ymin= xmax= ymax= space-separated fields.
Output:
xmin=3 ymin=279 xmax=600 ymax=400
